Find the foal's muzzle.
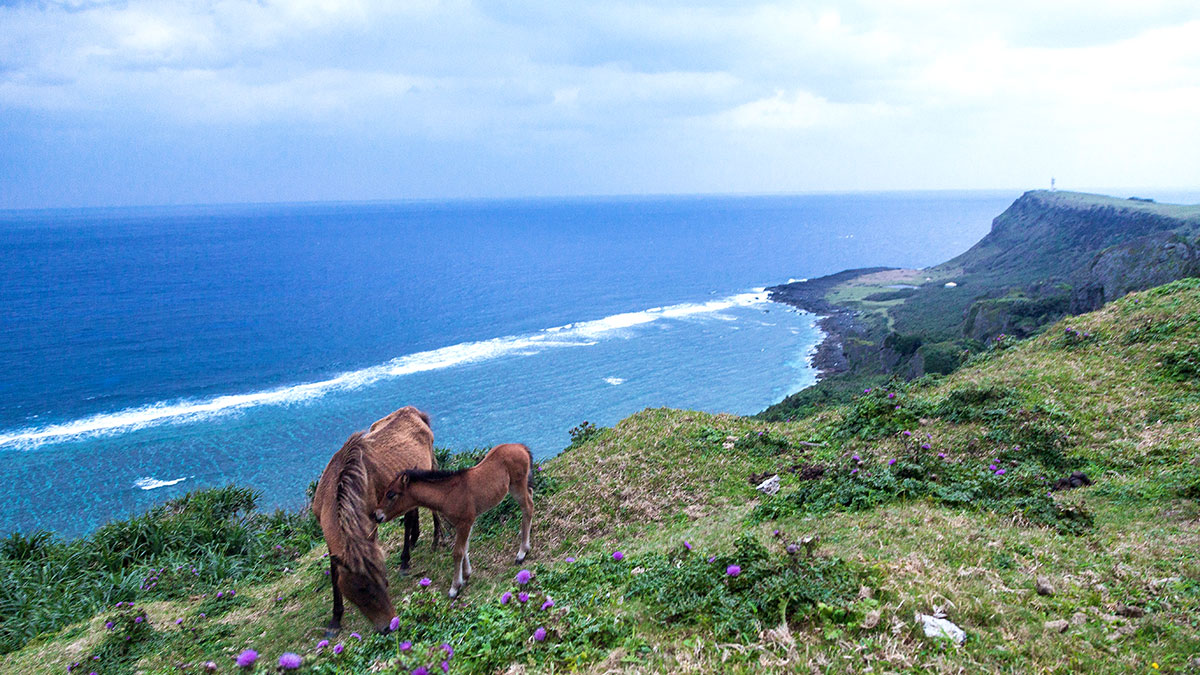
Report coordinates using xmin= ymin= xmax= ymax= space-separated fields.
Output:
xmin=372 ymin=509 xmax=387 ymax=524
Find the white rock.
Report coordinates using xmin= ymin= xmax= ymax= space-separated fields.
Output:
xmin=944 ymin=281 xmax=958 ymax=288
xmin=918 ymin=614 xmax=966 ymax=644
xmin=756 ymin=474 xmax=781 ymax=495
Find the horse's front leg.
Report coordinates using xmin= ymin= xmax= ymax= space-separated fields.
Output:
xmin=326 ymin=558 xmax=343 ymax=638
xmin=398 ymin=510 xmax=417 ymax=572
xmin=447 ymin=522 xmax=472 ymax=598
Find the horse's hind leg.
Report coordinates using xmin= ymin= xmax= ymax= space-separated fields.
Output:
xmin=326 ymin=558 xmax=344 ymax=637
xmin=513 ymin=481 xmax=534 ymax=564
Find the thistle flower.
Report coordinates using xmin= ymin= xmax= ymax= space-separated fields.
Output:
xmin=500 ymin=591 xmax=512 ymax=604
xmin=683 ymin=541 xmax=692 ymax=550
xmin=134 ymin=616 xmax=144 ymax=624
xmin=441 ymin=661 xmax=450 ymax=673
xmin=888 ymin=458 xmax=896 ymax=466
xmin=515 ymin=569 xmax=532 ymax=585
xmin=518 ymin=592 xmax=529 ymax=603
xmin=533 ymin=627 xmax=547 ymax=642
xmin=937 ymin=453 xmax=946 ymax=459
xmin=995 ymin=469 xmax=1006 ymax=476
xmin=852 ymin=454 xmax=860 ymax=462
xmin=413 ymin=667 xmax=429 ymax=675
xmin=726 ymin=565 xmax=741 ymax=577
xmin=235 ymin=649 xmax=258 ymax=667
xmin=541 ymin=598 xmax=555 ymax=610
xmin=399 ymin=641 xmax=412 ymax=652
xmin=419 ymin=578 xmax=432 ymax=587
xmin=887 ymin=393 xmax=895 ymax=399
xmin=989 ymin=464 xmax=998 ymax=471
xmin=317 ymin=640 xmax=329 ymax=649
xmin=612 ymin=551 xmax=624 ymax=561
xmin=105 ymin=622 xmax=113 ymax=630
xmin=708 ymin=556 xmax=716 ymax=563
xmin=564 ymin=557 xmax=575 ymax=562
xmin=441 ymin=643 xmax=453 ymax=658
xmin=902 ymin=431 xmax=912 ymax=437
xmin=389 ymin=616 xmax=400 ymax=632
xmin=333 ymin=643 xmax=344 ymax=655
xmin=350 ymin=632 xmax=362 ymax=641
xmin=278 ymin=653 xmax=302 ymax=669
xmin=921 ymin=443 xmax=931 ymax=450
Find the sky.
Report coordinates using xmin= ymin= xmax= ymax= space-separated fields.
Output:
xmin=1 ymin=0 xmax=1199 ymax=208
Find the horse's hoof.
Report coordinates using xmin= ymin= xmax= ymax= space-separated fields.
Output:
xmin=515 ymin=553 xmax=526 ymax=564
xmin=447 ymin=588 xmax=458 ymax=599
xmin=324 ymin=628 xmax=340 ymax=638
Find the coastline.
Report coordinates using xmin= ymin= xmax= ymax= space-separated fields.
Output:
xmin=767 ymin=267 xmax=895 ymax=380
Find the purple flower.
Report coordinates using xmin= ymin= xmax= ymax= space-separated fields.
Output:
xmin=134 ymin=616 xmax=144 ymax=624
xmin=683 ymin=541 xmax=692 ymax=550
xmin=400 ymin=641 xmax=413 ymax=652
xmin=708 ymin=556 xmax=716 ymax=563
xmin=786 ymin=544 xmax=798 ymax=554
xmin=533 ymin=627 xmax=547 ymax=642
xmin=995 ymin=469 xmax=1006 ymax=476
xmin=921 ymin=443 xmax=931 ymax=450
xmin=419 ymin=577 xmax=432 ymax=587
xmin=500 ymin=591 xmax=512 ymax=604
xmin=515 ymin=569 xmax=532 ymax=585
xmin=350 ymin=632 xmax=362 ymax=641
xmin=852 ymin=454 xmax=860 ymax=462
xmin=413 ymin=667 xmax=429 ymax=675
xmin=105 ymin=622 xmax=114 ymax=630
xmin=441 ymin=661 xmax=450 ymax=673
xmin=518 ymin=592 xmax=529 ymax=603
xmin=389 ymin=616 xmax=400 ymax=632
xmin=564 ymin=557 xmax=575 ymax=562
xmin=612 ymin=551 xmax=624 ymax=561
xmin=938 ymin=453 xmax=946 ymax=459
xmin=902 ymin=431 xmax=912 ymax=437
xmin=175 ymin=618 xmax=183 ymax=625
xmin=216 ymin=591 xmax=223 ymax=598
xmin=989 ymin=464 xmax=998 ymax=471
xmin=541 ymin=598 xmax=555 ymax=610
xmin=726 ymin=564 xmax=741 ymax=577
xmin=888 ymin=458 xmax=896 ymax=466
xmin=864 ymin=388 xmax=871 ymax=394
xmin=850 ymin=468 xmax=858 ymax=475
xmin=235 ymin=649 xmax=258 ymax=667
xmin=317 ymin=639 xmax=329 ymax=649
xmin=279 ymin=653 xmax=302 ymax=669
xmin=772 ymin=529 xmax=780 ymax=536
xmin=441 ymin=643 xmax=453 ymax=658
xmin=333 ymin=643 xmax=344 ymax=655
xmin=887 ymin=393 xmax=895 ymax=399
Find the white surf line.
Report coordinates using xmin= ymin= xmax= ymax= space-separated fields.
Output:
xmin=0 ymin=289 xmax=769 ymax=449
xmin=133 ymin=476 xmax=188 ymax=490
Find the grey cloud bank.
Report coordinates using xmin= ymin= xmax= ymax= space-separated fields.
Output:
xmin=2 ymin=0 xmax=1198 ymax=207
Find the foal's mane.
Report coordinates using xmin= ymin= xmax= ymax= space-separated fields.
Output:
xmin=335 ymin=432 xmax=386 ymax=582
xmin=405 ymin=467 xmax=467 ymax=483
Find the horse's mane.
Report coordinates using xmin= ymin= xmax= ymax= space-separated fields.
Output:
xmin=405 ymin=467 xmax=466 ymax=483
xmin=335 ymin=432 xmax=385 ymax=581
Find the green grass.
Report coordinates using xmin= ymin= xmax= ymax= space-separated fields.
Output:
xmin=3 ymin=279 xmax=1199 ymax=674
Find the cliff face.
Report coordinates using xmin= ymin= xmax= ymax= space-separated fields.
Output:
xmin=920 ymin=191 xmax=1200 ymax=341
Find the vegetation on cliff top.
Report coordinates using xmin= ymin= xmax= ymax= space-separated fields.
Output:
xmin=3 ymin=278 xmax=1198 ymax=673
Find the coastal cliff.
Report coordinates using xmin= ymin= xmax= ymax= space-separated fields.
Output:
xmin=763 ymin=191 xmax=1200 ymax=419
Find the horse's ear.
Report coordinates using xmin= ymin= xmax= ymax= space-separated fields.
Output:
xmin=400 ymin=473 xmax=410 ymax=488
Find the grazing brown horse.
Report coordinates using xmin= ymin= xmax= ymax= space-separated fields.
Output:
xmin=374 ymin=443 xmax=534 ymax=598
xmin=311 ymin=406 xmax=439 ymax=635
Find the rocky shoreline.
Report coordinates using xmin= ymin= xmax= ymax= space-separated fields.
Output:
xmin=767 ymin=267 xmax=895 ymax=380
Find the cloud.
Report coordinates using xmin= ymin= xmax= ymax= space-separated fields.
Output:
xmin=1 ymin=0 xmax=1199 ymax=206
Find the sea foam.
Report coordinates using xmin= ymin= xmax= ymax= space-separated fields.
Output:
xmin=0 ymin=290 xmax=768 ymax=449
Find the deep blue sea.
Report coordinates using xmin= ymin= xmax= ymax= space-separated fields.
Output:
xmin=0 ymin=192 xmax=1023 ymax=536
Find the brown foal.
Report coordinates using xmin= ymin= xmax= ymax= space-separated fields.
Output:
xmin=373 ymin=443 xmax=534 ymax=598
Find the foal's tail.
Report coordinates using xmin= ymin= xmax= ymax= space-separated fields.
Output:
xmin=524 ymin=444 xmax=534 ymax=494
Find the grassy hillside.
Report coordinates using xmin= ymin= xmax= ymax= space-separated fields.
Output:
xmin=3 ymin=279 xmax=1199 ymax=673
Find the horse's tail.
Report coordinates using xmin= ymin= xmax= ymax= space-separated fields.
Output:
xmin=524 ymin=444 xmax=534 ymax=494
xmin=336 ymin=432 xmax=384 ymax=577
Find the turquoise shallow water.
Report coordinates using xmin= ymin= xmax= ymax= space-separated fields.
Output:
xmin=0 ymin=192 xmax=1020 ymax=536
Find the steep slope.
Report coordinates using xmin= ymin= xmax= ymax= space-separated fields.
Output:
xmin=4 ymin=279 xmax=1198 ymax=674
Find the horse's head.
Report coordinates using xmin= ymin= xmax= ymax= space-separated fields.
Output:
xmin=333 ymin=555 xmax=396 ymax=633
xmin=373 ymin=472 xmax=414 ymax=524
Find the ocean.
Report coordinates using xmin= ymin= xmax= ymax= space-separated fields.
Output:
xmin=0 ymin=192 xmax=1020 ymax=536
